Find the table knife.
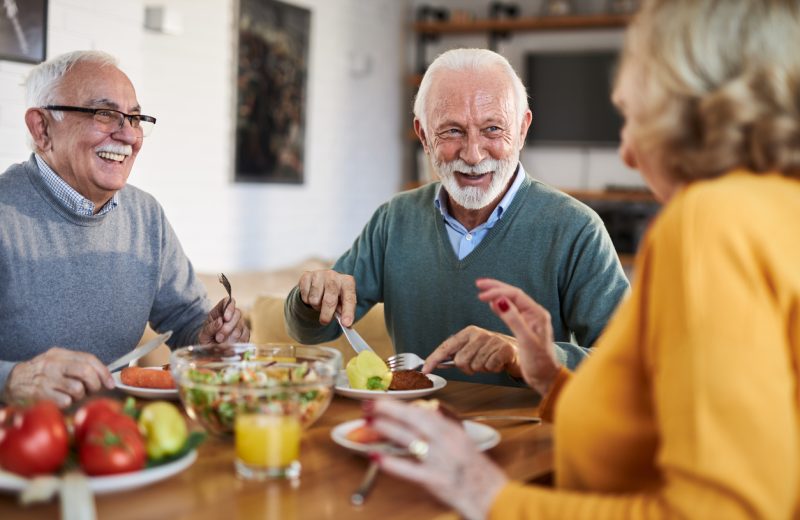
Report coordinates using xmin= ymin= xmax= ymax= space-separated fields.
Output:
xmin=335 ymin=314 xmax=374 ymax=355
xmin=106 ymin=331 xmax=172 ymax=373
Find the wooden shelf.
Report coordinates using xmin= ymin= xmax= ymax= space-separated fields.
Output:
xmin=413 ymin=14 xmax=630 ymax=35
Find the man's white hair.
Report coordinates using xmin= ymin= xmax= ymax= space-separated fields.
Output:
xmin=413 ymin=48 xmax=528 ymax=132
xmin=24 ymin=50 xmax=118 ymax=150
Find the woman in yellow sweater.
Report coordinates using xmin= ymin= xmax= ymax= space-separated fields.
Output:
xmin=367 ymin=0 xmax=800 ymax=518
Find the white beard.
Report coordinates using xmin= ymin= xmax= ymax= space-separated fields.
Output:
xmin=432 ymin=152 xmax=519 ymax=210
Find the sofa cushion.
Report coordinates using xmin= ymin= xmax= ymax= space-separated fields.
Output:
xmin=249 ymin=296 xmax=394 ymax=363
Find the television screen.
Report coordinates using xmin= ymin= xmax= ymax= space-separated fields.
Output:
xmin=525 ymin=51 xmax=622 ymax=146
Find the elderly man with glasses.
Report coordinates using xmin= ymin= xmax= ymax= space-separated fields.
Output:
xmin=0 ymin=50 xmax=249 ymax=407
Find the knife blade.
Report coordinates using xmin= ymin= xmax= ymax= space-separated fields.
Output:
xmin=106 ymin=331 xmax=172 ymax=373
xmin=335 ymin=314 xmax=374 ymax=354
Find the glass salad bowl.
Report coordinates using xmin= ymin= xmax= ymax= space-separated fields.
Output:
xmin=171 ymin=343 xmax=341 ymax=436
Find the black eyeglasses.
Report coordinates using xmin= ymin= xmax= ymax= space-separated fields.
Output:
xmin=42 ymin=105 xmax=157 ymax=137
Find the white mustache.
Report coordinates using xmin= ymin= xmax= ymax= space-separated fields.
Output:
xmin=95 ymin=144 xmax=132 ymax=156
xmin=439 ymin=158 xmax=500 ymax=176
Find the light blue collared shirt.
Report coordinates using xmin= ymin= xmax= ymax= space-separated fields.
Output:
xmin=434 ymin=164 xmax=525 ymax=260
xmin=34 ymin=154 xmax=119 ymax=216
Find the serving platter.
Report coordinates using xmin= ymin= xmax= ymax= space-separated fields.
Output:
xmin=0 ymin=449 xmax=197 ymax=496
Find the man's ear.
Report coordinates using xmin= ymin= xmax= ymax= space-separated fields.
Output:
xmin=25 ymin=108 xmax=51 ymax=151
xmin=518 ymin=109 xmax=532 ymax=149
xmin=413 ymin=118 xmax=430 ymax=154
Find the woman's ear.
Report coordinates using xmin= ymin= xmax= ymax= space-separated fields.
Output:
xmin=25 ymin=108 xmax=51 ymax=151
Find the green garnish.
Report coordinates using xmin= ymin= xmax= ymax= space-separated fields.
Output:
xmin=366 ymin=376 xmax=386 ymax=390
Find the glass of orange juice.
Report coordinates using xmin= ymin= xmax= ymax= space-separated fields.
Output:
xmin=234 ymin=389 xmax=302 ymax=480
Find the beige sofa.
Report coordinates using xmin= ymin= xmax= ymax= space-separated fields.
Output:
xmin=138 ymin=259 xmax=394 ymax=366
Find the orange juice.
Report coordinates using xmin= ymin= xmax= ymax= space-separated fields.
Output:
xmin=235 ymin=413 xmax=301 ymax=467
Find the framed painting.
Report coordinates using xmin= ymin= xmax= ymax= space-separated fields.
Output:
xmin=0 ymin=0 xmax=47 ymax=64
xmin=234 ymin=0 xmax=310 ymax=184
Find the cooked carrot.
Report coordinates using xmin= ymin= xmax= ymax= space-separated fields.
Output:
xmin=120 ymin=366 xmax=175 ymax=389
xmin=345 ymin=425 xmax=384 ymax=444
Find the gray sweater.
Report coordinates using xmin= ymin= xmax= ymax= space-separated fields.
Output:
xmin=286 ymin=173 xmax=630 ymax=386
xmin=0 ymin=155 xmax=211 ymax=392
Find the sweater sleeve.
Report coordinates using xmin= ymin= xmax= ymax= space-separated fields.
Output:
xmin=534 ymin=366 xmax=572 ymax=423
xmin=0 ymin=361 xmax=19 ymax=403
xmin=560 ymin=212 xmax=629 ymax=353
xmin=284 ymin=204 xmax=389 ymax=344
xmin=490 ymin=189 xmax=798 ymax=519
xmin=147 ymin=208 xmax=210 ymax=347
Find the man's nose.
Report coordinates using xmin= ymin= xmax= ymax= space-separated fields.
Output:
xmin=459 ymin=132 xmax=486 ymax=165
xmin=112 ymin=117 xmax=140 ymax=144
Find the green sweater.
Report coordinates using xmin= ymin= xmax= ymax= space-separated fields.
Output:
xmin=286 ymin=174 xmax=629 ymax=386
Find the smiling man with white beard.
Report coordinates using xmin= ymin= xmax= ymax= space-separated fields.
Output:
xmin=285 ymin=48 xmax=630 ymax=386
xmin=0 ymin=50 xmax=249 ymax=407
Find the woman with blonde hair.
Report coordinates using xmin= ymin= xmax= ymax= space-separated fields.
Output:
xmin=367 ymin=0 xmax=800 ymax=518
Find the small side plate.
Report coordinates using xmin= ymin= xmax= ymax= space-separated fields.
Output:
xmin=112 ymin=368 xmax=178 ymax=400
xmin=331 ymin=419 xmax=500 ymax=455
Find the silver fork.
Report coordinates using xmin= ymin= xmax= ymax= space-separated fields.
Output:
xmin=385 ymin=352 xmax=455 ymax=372
xmin=218 ymin=273 xmax=232 ymax=314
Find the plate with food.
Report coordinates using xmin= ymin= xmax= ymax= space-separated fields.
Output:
xmin=0 ymin=449 xmax=197 ymax=496
xmin=334 ymin=351 xmax=446 ymax=400
xmin=335 ymin=371 xmax=446 ymax=400
xmin=113 ymin=366 xmax=178 ymax=400
xmin=331 ymin=418 xmax=499 ymax=455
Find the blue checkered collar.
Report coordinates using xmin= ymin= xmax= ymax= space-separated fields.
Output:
xmin=34 ymin=154 xmax=119 ymax=216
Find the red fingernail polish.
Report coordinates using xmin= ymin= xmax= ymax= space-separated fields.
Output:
xmin=497 ymin=299 xmax=510 ymax=313
xmin=365 ymin=415 xmax=374 ymax=426
xmin=368 ymin=452 xmax=382 ymax=463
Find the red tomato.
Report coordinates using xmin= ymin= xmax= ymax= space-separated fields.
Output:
xmin=0 ymin=401 xmax=69 ymax=477
xmin=73 ymin=398 xmax=125 ymax=444
xmin=78 ymin=420 xmax=146 ymax=476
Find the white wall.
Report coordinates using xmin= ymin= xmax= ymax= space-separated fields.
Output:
xmin=0 ymin=0 xmax=406 ymax=272
xmin=408 ymin=0 xmax=644 ymax=191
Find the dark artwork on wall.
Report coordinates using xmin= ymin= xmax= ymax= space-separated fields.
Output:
xmin=235 ymin=0 xmax=310 ymax=184
xmin=0 ymin=0 xmax=47 ymax=64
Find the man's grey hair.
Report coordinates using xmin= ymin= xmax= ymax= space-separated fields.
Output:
xmin=413 ymin=48 xmax=529 ymax=132
xmin=25 ymin=50 xmax=118 ymax=114
xmin=24 ymin=50 xmax=118 ymax=150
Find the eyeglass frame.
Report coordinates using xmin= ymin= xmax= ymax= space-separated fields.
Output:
xmin=41 ymin=105 xmax=157 ymax=136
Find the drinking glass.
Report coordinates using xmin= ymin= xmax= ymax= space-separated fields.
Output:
xmin=234 ymin=389 xmax=302 ymax=480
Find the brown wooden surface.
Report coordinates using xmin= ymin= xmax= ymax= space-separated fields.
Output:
xmin=0 ymin=381 xmax=552 ymax=520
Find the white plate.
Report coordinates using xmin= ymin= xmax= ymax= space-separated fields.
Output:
xmin=112 ymin=368 xmax=179 ymax=400
xmin=331 ymin=419 xmax=500 ymax=455
xmin=334 ymin=371 xmax=446 ymax=400
xmin=0 ymin=449 xmax=197 ymax=496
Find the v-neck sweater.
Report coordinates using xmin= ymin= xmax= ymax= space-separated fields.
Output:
xmin=286 ymin=173 xmax=629 ymax=386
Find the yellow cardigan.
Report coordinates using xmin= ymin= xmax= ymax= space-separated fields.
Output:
xmin=490 ymin=171 xmax=800 ymax=519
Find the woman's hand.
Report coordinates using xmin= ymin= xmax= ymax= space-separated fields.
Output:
xmin=369 ymin=399 xmax=508 ymax=520
xmin=476 ymin=278 xmax=561 ymax=396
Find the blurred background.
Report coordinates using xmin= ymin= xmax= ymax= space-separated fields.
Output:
xmin=0 ymin=0 xmax=650 ymax=276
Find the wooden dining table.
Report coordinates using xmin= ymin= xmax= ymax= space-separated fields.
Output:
xmin=0 ymin=380 xmax=553 ymax=520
